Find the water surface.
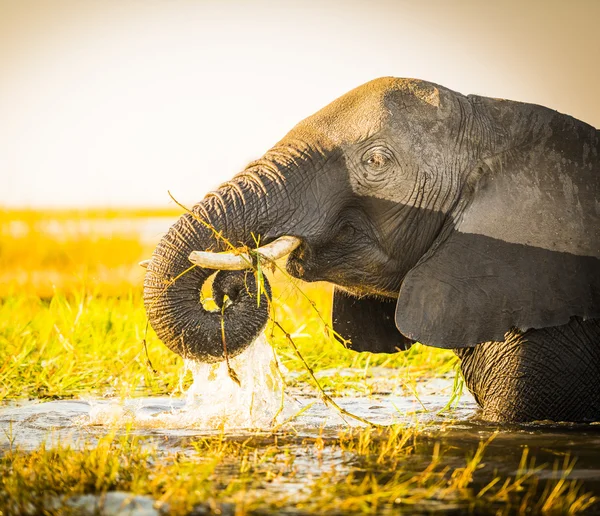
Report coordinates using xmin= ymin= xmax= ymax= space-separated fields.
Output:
xmin=2 ymin=334 xmax=599 ymax=513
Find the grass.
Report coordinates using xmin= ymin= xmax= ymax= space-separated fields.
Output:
xmin=0 ymin=275 xmax=457 ymax=402
xmin=1 ymin=429 xmax=596 ymax=515
xmin=0 ymin=209 xmax=456 ymax=401
xmin=0 ymin=208 xmax=598 ymax=514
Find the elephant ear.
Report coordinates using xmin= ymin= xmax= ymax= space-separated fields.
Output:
xmin=332 ymin=288 xmax=413 ymax=353
xmin=395 ymin=131 xmax=600 ymax=348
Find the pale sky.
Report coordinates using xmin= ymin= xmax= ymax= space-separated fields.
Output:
xmin=1 ymin=0 xmax=599 ymax=208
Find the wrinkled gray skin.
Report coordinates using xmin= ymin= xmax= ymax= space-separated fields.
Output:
xmin=144 ymin=78 xmax=600 ymax=423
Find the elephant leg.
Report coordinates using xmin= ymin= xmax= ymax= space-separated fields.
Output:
xmin=454 ymin=317 xmax=600 ymax=423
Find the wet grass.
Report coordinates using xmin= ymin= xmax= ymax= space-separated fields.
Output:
xmin=0 ymin=208 xmax=598 ymax=514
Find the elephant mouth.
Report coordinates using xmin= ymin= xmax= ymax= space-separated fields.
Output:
xmin=285 ymin=253 xmax=308 ymax=280
xmin=287 ymin=238 xmax=405 ymax=297
xmin=285 ymin=242 xmax=326 ymax=282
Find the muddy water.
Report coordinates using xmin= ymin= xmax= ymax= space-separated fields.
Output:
xmin=2 ymin=335 xmax=600 ymax=513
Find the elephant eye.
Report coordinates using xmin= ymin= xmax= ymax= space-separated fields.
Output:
xmin=367 ymin=153 xmax=388 ymax=169
xmin=362 ymin=146 xmax=394 ymax=180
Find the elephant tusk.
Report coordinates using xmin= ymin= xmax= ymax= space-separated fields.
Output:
xmin=188 ymin=235 xmax=301 ymax=270
xmin=139 ymin=259 xmax=151 ymax=268
xmin=255 ymin=235 xmax=302 ymax=262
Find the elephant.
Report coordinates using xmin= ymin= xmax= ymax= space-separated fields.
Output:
xmin=144 ymin=77 xmax=600 ymax=423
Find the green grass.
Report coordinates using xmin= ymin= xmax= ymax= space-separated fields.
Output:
xmin=0 ymin=286 xmax=457 ymax=402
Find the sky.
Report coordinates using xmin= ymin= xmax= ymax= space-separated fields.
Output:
xmin=1 ymin=0 xmax=599 ymax=208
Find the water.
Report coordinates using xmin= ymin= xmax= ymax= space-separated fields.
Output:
xmin=2 ymin=336 xmax=600 ymax=513
xmin=0 ymin=335 xmax=477 ymax=451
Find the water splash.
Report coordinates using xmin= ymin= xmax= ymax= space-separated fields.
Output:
xmin=85 ymin=333 xmax=295 ymax=430
xmin=179 ymin=332 xmax=292 ymax=429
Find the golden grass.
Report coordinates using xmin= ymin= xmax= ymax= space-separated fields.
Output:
xmin=1 ymin=428 xmax=596 ymax=515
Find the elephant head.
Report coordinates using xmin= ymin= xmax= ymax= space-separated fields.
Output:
xmin=144 ymin=77 xmax=599 ymax=363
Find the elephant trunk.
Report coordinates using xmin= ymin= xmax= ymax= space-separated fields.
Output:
xmin=143 ymin=169 xmax=289 ymax=363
